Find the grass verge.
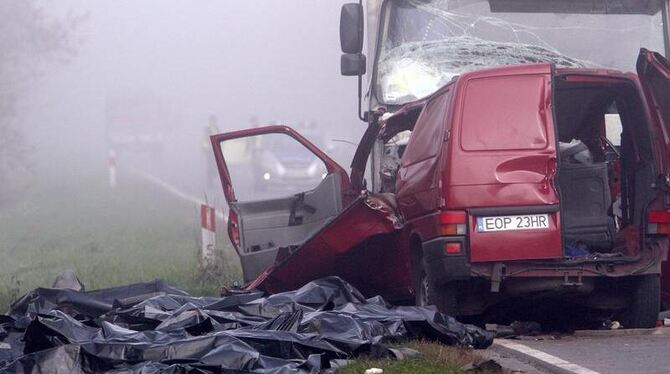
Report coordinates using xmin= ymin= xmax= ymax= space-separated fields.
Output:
xmin=340 ymin=340 xmax=488 ymax=374
xmin=0 ymin=168 xmax=240 ymax=311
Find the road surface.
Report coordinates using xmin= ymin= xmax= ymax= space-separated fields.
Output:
xmin=491 ymin=328 xmax=670 ymax=374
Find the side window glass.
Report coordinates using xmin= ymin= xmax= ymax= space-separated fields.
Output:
xmin=605 ymin=113 xmax=622 ymax=147
xmin=220 ymin=133 xmax=328 ymax=202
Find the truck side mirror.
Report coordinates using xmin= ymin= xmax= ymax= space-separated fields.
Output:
xmin=340 ymin=3 xmax=364 ymax=54
xmin=341 ymin=53 xmax=366 ymax=76
xmin=340 ymin=2 xmax=367 ymax=122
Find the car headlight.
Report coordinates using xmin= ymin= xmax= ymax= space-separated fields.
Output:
xmin=263 ymin=172 xmax=271 ymax=181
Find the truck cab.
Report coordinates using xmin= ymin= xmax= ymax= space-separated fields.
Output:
xmin=212 ymin=0 xmax=670 ymax=328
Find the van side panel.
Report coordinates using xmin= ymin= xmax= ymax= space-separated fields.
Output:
xmin=447 ymin=66 xmax=563 ymax=262
xmin=396 ymin=89 xmax=452 ymax=221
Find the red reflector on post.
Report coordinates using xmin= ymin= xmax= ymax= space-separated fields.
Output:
xmin=648 ymin=210 xmax=670 ymax=223
xmin=439 ymin=211 xmax=467 ymax=224
xmin=443 ymin=243 xmax=462 ymax=254
xmin=201 ymin=205 xmax=216 ymax=231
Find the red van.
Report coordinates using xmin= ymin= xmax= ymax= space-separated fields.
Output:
xmin=212 ymin=49 xmax=669 ymax=328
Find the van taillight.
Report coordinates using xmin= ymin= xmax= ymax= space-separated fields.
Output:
xmin=439 ymin=211 xmax=467 ymax=236
xmin=647 ymin=210 xmax=670 ymax=235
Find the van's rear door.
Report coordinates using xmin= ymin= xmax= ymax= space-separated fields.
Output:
xmin=448 ymin=64 xmax=563 ymax=262
xmin=637 ymin=49 xmax=670 ymax=173
xmin=211 ymin=126 xmax=351 ymax=283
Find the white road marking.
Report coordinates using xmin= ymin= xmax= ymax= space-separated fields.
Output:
xmin=495 ymin=339 xmax=600 ymax=374
xmin=128 ymin=168 xmax=225 ymax=221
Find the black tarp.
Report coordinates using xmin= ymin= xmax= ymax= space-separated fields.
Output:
xmin=0 ymin=276 xmax=493 ymax=373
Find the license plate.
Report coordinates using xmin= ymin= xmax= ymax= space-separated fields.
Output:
xmin=477 ymin=214 xmax=549 ymax=232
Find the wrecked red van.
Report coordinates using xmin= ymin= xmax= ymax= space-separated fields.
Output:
xmin=212 ymin=49 xmax=669 ymax=328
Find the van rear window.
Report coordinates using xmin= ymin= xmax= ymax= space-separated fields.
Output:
xmin=460 ymin=75 xmax=549 ymax=151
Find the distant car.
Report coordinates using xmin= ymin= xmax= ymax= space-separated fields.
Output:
xmin=250 ymin=127 xmax=328 ymax=193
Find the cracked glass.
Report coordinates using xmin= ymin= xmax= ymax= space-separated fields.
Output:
xmin=376 ymin=0 xmax=666 ymax=105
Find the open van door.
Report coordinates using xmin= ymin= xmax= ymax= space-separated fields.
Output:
xmin=637 ymin=49 xmax=670 ymax=168
xmin=637 ymin=49 xmax=670 ymax=310
xmin=450 ymin=65 xmax=564 ymax=262
xmin=211 ymin=126 xmax=351 ymax=283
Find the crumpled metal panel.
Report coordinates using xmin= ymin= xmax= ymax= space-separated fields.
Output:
xmin=246 ymin=194 xmax=403 ymax=295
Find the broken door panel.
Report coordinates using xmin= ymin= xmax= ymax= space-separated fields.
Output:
xmin=245 ymin=194 xmax=404 ymax=298
xmin=211 ymin=126 xmax=352 ymax=283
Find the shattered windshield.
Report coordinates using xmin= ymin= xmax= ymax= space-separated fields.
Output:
xmin=376 ymin=0 xmax=666 ymax=104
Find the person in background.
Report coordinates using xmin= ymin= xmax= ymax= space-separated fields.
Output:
xmin=203 ymin=114 xmax=221 ymax=189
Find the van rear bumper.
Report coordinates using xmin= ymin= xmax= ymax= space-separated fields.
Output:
xmin=422 ymin=236 xmax=471 ymax=285
xmin=423 ymin=236 xmax=668 ymax=284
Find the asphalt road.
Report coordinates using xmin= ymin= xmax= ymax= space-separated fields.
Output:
xmin=492 ymin=329 xmax=670 ymax=374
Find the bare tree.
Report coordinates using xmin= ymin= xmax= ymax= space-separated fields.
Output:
xmin=0 ymin=1 xmax=79 ymax=190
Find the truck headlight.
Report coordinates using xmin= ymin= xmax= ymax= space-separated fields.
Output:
xmin=383 ymin=59 xmax=443 ymax=102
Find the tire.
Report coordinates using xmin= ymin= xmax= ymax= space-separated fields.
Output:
xmin=415 ymin=265 xmax=457 ymax=316
xmin=622 ymin=274 xmax=660 ymax=329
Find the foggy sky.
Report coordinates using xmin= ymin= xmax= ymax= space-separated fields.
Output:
xmin=21 ymin=1 xmax=363 ymax=175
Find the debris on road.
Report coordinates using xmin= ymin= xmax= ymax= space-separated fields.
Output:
xmin=658 ymin=310 xmax=670 ymax=327
xmin=364 ymin=368 xmax=383 ymax=374
xmin=485 ymin=321 xmax=542 ymax=339
xmin=0 ymin=276 xmax=493 ymax=372
xmin=461 ymin=358 xmax=503 ymax=373
xmin=602 ymin=320 xmax=622 ymax=330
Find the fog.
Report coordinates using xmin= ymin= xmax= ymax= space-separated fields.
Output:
xmin=16 ymin=0 xmax=362 ymax=195
xmin=0 ymin=1 xmax=363 ymax=301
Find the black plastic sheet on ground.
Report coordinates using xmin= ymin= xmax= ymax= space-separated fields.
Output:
xmin=0 ymin=276 xmax=493 ymax=373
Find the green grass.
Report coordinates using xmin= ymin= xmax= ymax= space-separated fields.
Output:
xmin=0 ymin=168 xmax=241 ymax=311
xmin=340 ymin=340 xmax=487 ymax=374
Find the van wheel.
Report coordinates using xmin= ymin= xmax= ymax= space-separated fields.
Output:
xmin=416 ymin=267 xmax=457 ymax=316
xmin=621 ymin=274 xmax=660 ymax=329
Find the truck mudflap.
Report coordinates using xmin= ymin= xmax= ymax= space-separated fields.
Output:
xmin=244 ymin=193 xmax=402 ymax=294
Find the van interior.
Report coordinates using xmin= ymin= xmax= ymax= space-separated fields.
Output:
xmin=554 ymin=73 xmax=656 ymax=258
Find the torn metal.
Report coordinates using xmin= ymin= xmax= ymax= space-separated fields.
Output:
xmin=245 ymin=194 xmax=403 ymax=296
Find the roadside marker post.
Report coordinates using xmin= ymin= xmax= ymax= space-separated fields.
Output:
xmin=108 ymin=149 xmax=117 ymax=188
xmin=200 ymin=204 xmax=217 ymax=267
